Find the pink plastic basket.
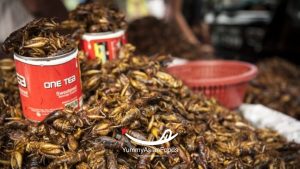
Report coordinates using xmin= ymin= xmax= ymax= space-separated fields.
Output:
xmin=167 ymin=60 xmax=258 ymax=109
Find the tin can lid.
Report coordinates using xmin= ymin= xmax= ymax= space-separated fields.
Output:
xmin=14 ymin=48 xmax=78 ymax=66
xmin=82 ymin=30 xmax=125 ymax=41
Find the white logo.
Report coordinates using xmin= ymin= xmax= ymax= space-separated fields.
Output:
xmin=125 ymin=129 xmax=178 ymax=146
xmin=16 ymin=73 xmax=27 ymax=88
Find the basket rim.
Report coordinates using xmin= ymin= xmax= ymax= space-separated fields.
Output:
xmin=167 ymin=60 xmax=258 ymax=87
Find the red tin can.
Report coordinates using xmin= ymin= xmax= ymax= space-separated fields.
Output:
xmin=81 ymin=30 xmax=126 ymax=61
xmin=14 ymin=49 xmax=83 ymax=122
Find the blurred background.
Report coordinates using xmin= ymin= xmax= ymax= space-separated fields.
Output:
xmin=1 ymin=0 xmax=300 ymax=64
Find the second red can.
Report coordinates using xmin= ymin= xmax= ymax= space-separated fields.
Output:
xmin=14 ymin=49 xmax=83 ymax=122
xmin=81 ymin=30 xmax=126 ymax=61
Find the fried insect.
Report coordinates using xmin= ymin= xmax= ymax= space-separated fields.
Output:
xmin=137 ymin=152 xmax=152 ymax=169
xmin=47 ymin=151 xmax=87 ymax=168
xmin=106 ymin=150 xmax=118 ymax=169
xmin=91 ymin=120 xmax=112 ymax=136
xmin=10 ymin=151 xmax=22 ymax=169
xmin=91 ymin=136 xmax=125 ymax=150
xmin=67 ymin=135 xmax=78 ymax=151
xmin=26 ymin=142 xmax=63 ymax=158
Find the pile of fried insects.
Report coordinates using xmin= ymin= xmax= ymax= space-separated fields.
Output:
xmin=245 ymin=57 xmax=300 ymax=120
xmin=60 ymin=2 xmax=127 ymax=44
xmin=2 ymin=18 xmax=74 ymax=58
xmin=126 ymin=16 xmax=211 ymax=60
xmin=0 ymin=45 xmax=299 ymax=169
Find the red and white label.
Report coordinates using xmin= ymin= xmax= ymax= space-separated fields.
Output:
xmin=14 ymin=50 xmax=82 ymax=122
